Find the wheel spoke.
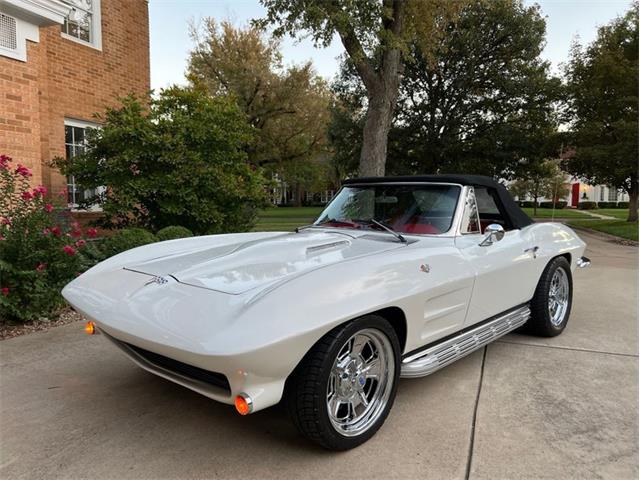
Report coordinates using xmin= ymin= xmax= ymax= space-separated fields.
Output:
xmin=351 ymin=334 xmax=368 ymax=357
xmin=362 ymin=357 xmax=381 ymax=379
xmin=358 ymin=391 xmax=369 ymax=408
xmin=328 ymin=393 xmax=342 ymax=418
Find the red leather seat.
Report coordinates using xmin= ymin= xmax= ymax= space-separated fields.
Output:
xmin=480 ymin=220 xmax=493 ymax=233
xmin=397 ymin=223 xmax=441 ymax=234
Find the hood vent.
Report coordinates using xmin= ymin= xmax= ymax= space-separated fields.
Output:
xmin=306 ymin=240 xmax=350 ymax=254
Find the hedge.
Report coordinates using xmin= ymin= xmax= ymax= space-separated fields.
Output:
xmin=539 ymin=201 xmax=567 ymax=209
xmin=578 ymin=201 xmax=598 ymax=210
xmin=156 ymin=226 xmax=193 ymax=241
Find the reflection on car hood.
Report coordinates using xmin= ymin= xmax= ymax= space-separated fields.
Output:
xmin=127 ymin=230 xmax=404 ymax=294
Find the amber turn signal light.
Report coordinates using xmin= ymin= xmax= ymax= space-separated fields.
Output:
xmin=234 ymin=394 xmax=253 ymax=415
xmin=84 ymin=321 xmax=96 ymax=335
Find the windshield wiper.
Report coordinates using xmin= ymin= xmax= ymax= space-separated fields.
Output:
xmin=295 ymin=218 xmax=336 ymax=233
xmin=368 ymin=219 xmax=407 ymax=243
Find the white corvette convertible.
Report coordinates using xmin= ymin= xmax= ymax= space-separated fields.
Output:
xmin=63 ymin=175 xmax=590 ymax=450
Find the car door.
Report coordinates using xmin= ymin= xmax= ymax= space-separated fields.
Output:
xmin=455 ymin=186 xmax=538 ymax=326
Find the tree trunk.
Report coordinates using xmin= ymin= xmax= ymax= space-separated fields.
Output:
xmin=294 ymin=183 xmax=303 ymax=208
xmin=627 ymin=180 xmax=638 ymax=222
xmin=359 ymin=90 xmax=396 ymax=177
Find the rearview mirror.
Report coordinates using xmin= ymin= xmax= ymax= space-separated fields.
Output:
xmin=479 ymin=224 xmax=505 ymax=247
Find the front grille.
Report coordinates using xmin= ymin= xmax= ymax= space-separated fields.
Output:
xmin=124 ymin=342 xmax=230 ymax=392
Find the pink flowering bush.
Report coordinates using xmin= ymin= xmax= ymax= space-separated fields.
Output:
xmin=0 ymin=154 xmax=94 ymax=322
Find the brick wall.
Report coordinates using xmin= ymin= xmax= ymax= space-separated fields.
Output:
xmin=0 ymin=41 xmax=44 ymax=185
xmin=0 ymin=0 xmax=150 ymax=195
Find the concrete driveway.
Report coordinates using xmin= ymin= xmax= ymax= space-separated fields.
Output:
xmin=1 ymin=231 xmax=637 ymax=479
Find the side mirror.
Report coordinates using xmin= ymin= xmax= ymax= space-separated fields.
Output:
xmin=479 ymin=224 xmax=505 ymax=247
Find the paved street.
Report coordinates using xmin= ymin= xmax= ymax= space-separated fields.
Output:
xmin=1 ymin=231 xmax=637 ymax=479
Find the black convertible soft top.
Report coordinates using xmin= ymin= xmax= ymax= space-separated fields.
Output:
xmin=342 ymin=174 xmax=533 ymax=230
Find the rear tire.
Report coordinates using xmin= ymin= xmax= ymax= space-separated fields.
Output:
xmin=285 ymin=315 xmax=401 ymax=450
xmin=528 ymin=256 xmax=573 ymax=337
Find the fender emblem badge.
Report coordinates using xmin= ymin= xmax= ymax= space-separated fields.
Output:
xmin=420 ymin=264 xmax=430 ymax=273
xmin=145 ymin=275 xmax=169 ymax=286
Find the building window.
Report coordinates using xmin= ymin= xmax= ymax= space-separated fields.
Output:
xmin=599 ymin=186 xmax=605 ymax=202
xmin=61 ymin=0 xmax=101 ymax=49
xmin=608 ymin=187 xmax=618 ymax=202
xmin=65 ymin=119 xmax=100 ymax=208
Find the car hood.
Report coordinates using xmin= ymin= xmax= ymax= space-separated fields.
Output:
xmin=126 ymin=230 xmax=404 ymax=295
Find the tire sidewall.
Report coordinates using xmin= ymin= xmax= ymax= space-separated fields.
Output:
xmin=316 ymin=315 xmax=401 ymax=450
xmin=537 ymin=257 xmax=573 ymax=334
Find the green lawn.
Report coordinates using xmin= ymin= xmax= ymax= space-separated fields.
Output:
xmin=521 ymin=208 xmax=589 ymax=219
xmin=567 ymin=219 xmax=638 ymax=241
xmin=254 ymin=206 xmax=323 ymax=231
xmin=592 ymin=208 xmax=632 ymax=220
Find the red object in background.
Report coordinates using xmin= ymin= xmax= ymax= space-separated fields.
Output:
xmin=571 ymin=183 xmax=580 ymax=207
xmin=397 ymin=223 xmax=441 ymax=235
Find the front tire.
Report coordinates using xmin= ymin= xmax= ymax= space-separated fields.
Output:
xmin=528 ymin=256 xmax=573 ymax=337
xmin=285 ymin=315 xmax=401 ymax=450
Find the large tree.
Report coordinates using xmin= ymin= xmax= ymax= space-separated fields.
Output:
xmin=187 ymin=20 xmax=331 ymax=170
xmin=563 ymin=4 xmax=638 ymax=222
xmin=54 ymin=87 xmax=269 ymax=234
xmin=258 ymin=0 xmax=465 ymax=176
xmin=330 ymin=0 xmax=561 ymax=179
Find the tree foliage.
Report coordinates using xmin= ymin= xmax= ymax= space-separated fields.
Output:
xmin=330 ymin=0 xmax=561 ymax=180
xmin=258 ymin=0 xmax=466 ymax=176
xmin=187 ymin=20 xmax=331 ymax=169
xmin=563 ymin=4 xmax=638 ymax=221
xmin=54 ymin=87 xmax=269 ymax=234
xmin=509 ymin=160 xmax=569 ymax=215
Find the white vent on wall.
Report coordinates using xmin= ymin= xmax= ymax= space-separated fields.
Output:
xmin=0 ymin=14 xmax=18 ymax=51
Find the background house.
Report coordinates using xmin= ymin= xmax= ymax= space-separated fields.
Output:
xmin=0 ymin=0 xmax=150 ymax=213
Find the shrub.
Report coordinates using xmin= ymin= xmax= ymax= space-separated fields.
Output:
xmin=53 ymin=87 xmax=269 ymax=234
xmin=156 ymin=226 xmax=193 ymax=241
xmin=617 ymin=202 xmax=630 ymax=209
xmin=100 ymin=228 xmax=156 ymax=258
xmin=0 ymin=155 xmax=94 ymax=322
xmin=597 ymin=201 xmax=617 ymax=208
xmin=578 ymin=201 xmax=598 ymax=210
xmin=539 ymin=201 xmax=567 ymax=209
xmin=518 ymin=201 xmax=538 ymax=208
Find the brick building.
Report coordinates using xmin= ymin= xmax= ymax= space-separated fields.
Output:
xmin=0 ymin=0 xmax=149 ymax=207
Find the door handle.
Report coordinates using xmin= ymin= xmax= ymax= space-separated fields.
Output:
xmin=524 ymin=246 xmax=539 ymax=258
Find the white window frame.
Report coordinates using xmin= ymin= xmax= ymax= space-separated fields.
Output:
xmin=60 ymin=0 xmax=102 ymax=50
xmin=64 ymin=118 xmax=104 ymax=211
xmin=608 ymin=187 xmax=618 ymax=203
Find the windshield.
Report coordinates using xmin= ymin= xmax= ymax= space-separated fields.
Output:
xmin=314 ymin=184 xmax=461 ymax=235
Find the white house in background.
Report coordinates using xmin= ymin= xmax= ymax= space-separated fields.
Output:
xmin=566 ymin=181 xmax=629 ymax=206
xmin=513 ymin=174 xmax=629 ymax=207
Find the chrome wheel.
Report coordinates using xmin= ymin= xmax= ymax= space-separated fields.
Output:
xmin=548 ymin=267 xmax=569 ymax=326
xmin=326 ymin=328 xmax=395 ymax=437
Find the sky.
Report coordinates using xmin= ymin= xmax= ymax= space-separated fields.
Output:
xmin=149 ymin=0 xmax=633 ymax=91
